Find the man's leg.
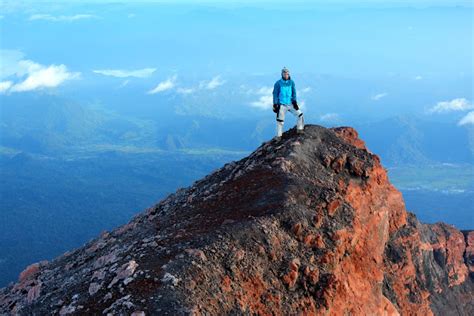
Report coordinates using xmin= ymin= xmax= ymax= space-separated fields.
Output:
xmin=276 ymin=105 xmax=287 ymax=137
xmin=289 ymin=107 xmax=304 ymax=131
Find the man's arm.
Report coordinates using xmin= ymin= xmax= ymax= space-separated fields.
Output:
xmin=291 ymin=80 xmax=297 ymax=103
xmin=291 ymin=80 xmax=299 ymax=110
xmin=273 ymin=81 xmax=280 ymax=105
xmin=272 ymin=81 xmax=280 ymax=113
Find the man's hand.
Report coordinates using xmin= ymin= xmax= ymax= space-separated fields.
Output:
xmin=292 ymin=100 xmax=299 ymax=110
xmin=273 ymin=104 xmax=280 ymax=113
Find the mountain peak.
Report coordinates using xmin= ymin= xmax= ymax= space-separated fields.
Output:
xmin=1 ymin=124 xmax=473 ymax=315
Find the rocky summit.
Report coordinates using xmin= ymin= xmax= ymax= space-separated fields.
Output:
xmin=0 ymin=124 xmax=473 ymax=315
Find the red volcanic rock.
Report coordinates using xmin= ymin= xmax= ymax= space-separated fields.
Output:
xmin=331 ymin=126 xmax=367 ymax=150
xmin=429 ymin=224 xmax=468 ymax=286
xmin=18 ymin=263 xmax=40 ymax=283
xmin=26 ymin=283 xmax=41 ymax=304
xmin=0 ymin=125 xmax=472 ymax=315
xmin=282 ymin=270 xmax=299 ymax=288
xmin=465 ymin=231 xmax=474 ymax=274
xmin=326 ymin=199 xmax=341 ymax=217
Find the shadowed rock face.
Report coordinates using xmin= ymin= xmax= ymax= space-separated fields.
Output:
xmin=0 ymin=124 xmax=472 ymax=315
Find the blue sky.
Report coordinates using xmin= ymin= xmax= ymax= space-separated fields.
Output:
xmin=0 ymin=0 xmax=472 ymax=123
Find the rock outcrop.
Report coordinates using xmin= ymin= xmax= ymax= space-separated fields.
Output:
xmin=0 ymin=124 xmax=472 ymax=315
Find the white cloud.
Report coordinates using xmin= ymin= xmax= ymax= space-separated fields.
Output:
xmin=145 ymin=74 xmax=224 ymax=96
xmin=300 ymin=87 xmax=311 ymax=93
xmin=429 ymin=98 xmax=473 ymax=113
xmin=255 ymin=86 xmax=273 ymax=95
xmin=458 ymin=111 xmax=474 ymax=126
xmin=29 ymin=14 xmax=98 ymax=22
xmin=240 ymin=85 xmax=270 ymax=95
xmin=93 ymin=68 xmax=156 ymax=78
xmin=249 ymin=86 xmax=273 ymax=109
xmin=250 ymin=95 xmax=273 ymax=110
xmin=147 ymin=74 xmax=177 ymax=94
xmin=0 ymin=81 xmax=13 ymax=93
xmin=10 ymin=61 xmax=80 ymax=92
xmin=199 ymin=75 xmax=225 ymax=90
xmin=371 ymin=92 xmax=388 ymax=101
xmin=414 ymin=75 xmax=423 ymax=80
xmin=320 ymin=113 xmax=340 ymax=122
xmin=176 ymin=87 xmax=195 ymax=95
xmin=173 ymin=75 xmax=225 ymax=95
xmin=1 ymin=58 xmax=80 ymax=93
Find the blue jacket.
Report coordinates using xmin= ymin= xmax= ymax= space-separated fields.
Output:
xmin=273 ymin=76 xmax=297 ymax=105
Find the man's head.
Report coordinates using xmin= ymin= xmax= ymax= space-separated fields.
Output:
xmin=281 ymin=67 xmax=290 ymax=80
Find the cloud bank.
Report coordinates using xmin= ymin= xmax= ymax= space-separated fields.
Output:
xmin=147 ymin=74 xmax=177 ymax=94
xmin=0 ymin=51 xmax=81 ymax=94
xmin=458 ymin=111 xmax=474 ymax=126
xmin=429 ymin=98 xmax=473 ymax=113
xmin=199 ymin=75 xmax=225 ymax=90
xmin=371 ymin=92 xmax=388 ymax=101
xmin=93 ymin=68 xmax=156 ymax=78
xmin=29 ymin=14 xmax=98 ymax=22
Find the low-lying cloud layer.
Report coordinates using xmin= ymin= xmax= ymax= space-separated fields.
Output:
xmin=429 ymin=98 xmax=473 ymax=113
xmin=28 ymin=14 xmax=98 ymax=22
xmin=0 ymin=50 xmax=81 ymax=94
xmin=93 ymin=68 xmax=156 ymax=78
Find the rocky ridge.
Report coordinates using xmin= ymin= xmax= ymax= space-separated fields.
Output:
xmin=0 ymin=124 xmax=473 ymax=315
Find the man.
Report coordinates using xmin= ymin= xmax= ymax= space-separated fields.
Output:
xmin=272 ymin=66 xmax=304 ymax=140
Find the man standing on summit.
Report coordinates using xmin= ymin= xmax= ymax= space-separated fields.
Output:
xmin=272 ymin=67 xmax=304 ymax=139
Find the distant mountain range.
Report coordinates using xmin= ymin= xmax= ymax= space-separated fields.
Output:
xmin=2 ymin=94 xmax=473 ymax=166
xmin=354 ymin=116 xmax=474 ymax=166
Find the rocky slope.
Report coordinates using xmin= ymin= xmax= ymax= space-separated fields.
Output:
xmin=0 ymin=124 xmax=473 ymax=315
